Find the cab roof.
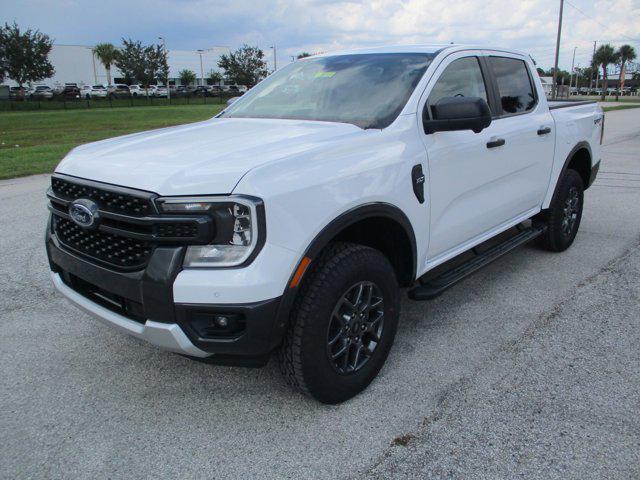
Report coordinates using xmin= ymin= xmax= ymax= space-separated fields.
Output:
xmin=315 ymin=44 xmax=530 ymax=59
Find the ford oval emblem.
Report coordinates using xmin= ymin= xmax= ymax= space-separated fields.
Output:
xmin=69 ymin=199 xmax=99 ymax=228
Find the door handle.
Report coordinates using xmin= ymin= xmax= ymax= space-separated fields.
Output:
xmin=486 ymin=138 xmax=505 ymax=149
xmin=537 ymin=127 xmax=552 ymax=135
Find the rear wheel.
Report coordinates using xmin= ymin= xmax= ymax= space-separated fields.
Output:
xmin=538 ymin=169 xmax=584 ymax=252
xmin=278 ymin=243 xmax=400 ymax=404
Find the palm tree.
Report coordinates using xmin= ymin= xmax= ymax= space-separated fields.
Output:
xmin=592 ymin=44 xmax=620 ymax=100
xmin=92 ymin=43 xmax=118 ymax=86
xmin=617 ymin=44 xmax=637 ymax=93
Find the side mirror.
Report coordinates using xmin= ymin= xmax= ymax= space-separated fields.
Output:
xmin=423 ymin=96 xmax=492 ymax=134
xmin=226 ymin=96 xmax=240 ymax=107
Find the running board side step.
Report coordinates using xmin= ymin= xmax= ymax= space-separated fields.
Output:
xmin=408 ymin=224 xmax=547 ymax=301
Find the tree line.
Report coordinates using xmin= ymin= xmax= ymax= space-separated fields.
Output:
xmin=0 ymin=22 xmax=270 ymax=89
xmin=536 ymin=43 xmax=637 ymax=99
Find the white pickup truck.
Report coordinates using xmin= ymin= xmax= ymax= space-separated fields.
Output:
xmin=46 ymin=45 xmax=603 ymax=403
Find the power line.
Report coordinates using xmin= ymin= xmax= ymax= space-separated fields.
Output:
xmin=565 ymin=0 xmax=640 ymax=43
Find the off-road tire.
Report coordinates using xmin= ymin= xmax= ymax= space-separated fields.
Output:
xmin=538 ymin=169 xmax=584 ymax=252
xmin=278 ymin=242 xmax=400 ymax=404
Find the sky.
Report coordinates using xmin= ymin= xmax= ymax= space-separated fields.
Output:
xmin=3 ymin=0 xmax=639 ymax=71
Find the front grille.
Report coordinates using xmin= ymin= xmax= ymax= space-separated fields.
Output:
xmin=154 ymin=222 xmax=199 ymax=238
xmin=53 ymin=215 xmax=153 ymax=269
xmin=49 ymin=175 xmax=214 ymax=270
xmin=51 ymin=176 xmax=154 ymax=217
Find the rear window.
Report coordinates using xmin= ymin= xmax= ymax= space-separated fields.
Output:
xmin=487 ymin=57 xmax=536 ymax=115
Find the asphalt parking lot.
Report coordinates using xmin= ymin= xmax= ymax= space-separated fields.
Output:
xmin=1 ymin=109 xmax=639 ymax=479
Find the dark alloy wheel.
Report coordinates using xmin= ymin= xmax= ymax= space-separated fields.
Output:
xmin=327 ymin=281 xmax=385 ymax=375
xmin=561 ymin=186 xmax=580 ymax=238
xmin=538 ymin=168 xmax=584 ymax=252
xmin=279 ymin=242 xmax=400 ymax=404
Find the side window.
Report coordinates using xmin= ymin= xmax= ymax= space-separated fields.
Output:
xmin=426 ymin=57 xmax=488 ymax=116
xmin=488 ymin=57 xmax=537 ymax=115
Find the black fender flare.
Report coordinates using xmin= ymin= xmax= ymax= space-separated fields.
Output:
xmin=300 ymin=202 xmax=417 ymax=269
xmin=547 ymin=141 xmax=593 ymax=208
xmin=268 ymin=203 xmax=417 ymax=350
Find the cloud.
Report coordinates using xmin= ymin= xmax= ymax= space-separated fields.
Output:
xmin=3 ymin=0 xmax=639 ymax=70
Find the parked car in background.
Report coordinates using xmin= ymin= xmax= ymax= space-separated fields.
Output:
xmin=222 ymin=84 xmax=248 ymax=93
xmin=174 ymin=85 xmax=189 ymax=97
xmin=108 ymin=84 xmax=131 ymax=99
xmin=9 ymin=87 xmax=26 ymax=100
xmin=152 ymin=85 xmax=168 ymax=98
xmin=208 ymin=85 xmax=224 ymax=97
xmin=61 ymin=85 xmax=81 ymax=100
xmin=29 ymin=85 xmax=54 ymax=100
xmin=80 ymin=85 xmax=108 ymax=99
xmin=192 ymin=86 xmax=210 ymax=96
xmin=129 ymin=85 xmax=151 ymax=97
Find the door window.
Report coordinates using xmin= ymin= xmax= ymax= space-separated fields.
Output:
xmin=426 ymin=57 xmax=488 ymax=117
xmin=488 ymin=57 xmax=537 ymax=115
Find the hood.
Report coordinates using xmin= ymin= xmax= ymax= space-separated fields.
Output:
xmin=56 ymin=117 xmax=365 ymax=195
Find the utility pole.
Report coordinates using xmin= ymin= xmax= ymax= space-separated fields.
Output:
xmin=271 ymin=45 xmax=277 ymax=71
xmin=159 ymin=36 xmax=171 ymax=100
xmin=197 ymin=49 xmax=205 ymax=86
xmin=569 ymin=46 xmax=577 ymax=92
xmin=591 ymin=41 xmax=597 ymax=89
xmin=551 ymin=0 xmax=564 ymax=100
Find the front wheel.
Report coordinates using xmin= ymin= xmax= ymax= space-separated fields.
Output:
xmin=538 ymin=169 xmax=584 ymax=252
xmin=278 ymin=243 xmax=400 ymax=404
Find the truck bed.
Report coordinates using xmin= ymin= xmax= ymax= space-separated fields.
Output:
xmin=547 ymin=100 xmax=597 ymax=110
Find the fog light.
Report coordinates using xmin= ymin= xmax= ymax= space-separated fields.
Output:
xmin=215 ymin=316 xmax=229 ymax=328
xmin=186 ymin=311 xmax=245 ymax=339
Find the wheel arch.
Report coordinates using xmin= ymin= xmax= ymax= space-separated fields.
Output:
xmin=299 ymin=203 xmax=417 ymax=288
xmin=546 ymin=141 xmax=593 ymax=210
xmin=270 ymin=203 xmax=417 ymax=347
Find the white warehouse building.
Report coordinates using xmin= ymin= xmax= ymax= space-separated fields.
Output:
xmin=6 ymin=43 xmax=231 ymax=88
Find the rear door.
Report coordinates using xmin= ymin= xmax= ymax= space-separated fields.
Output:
xmin=483 ymin=54 xmax=555 ymax=215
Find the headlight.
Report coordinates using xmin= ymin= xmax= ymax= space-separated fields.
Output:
xmin=156 ymin=196 xmax=262 ymax=268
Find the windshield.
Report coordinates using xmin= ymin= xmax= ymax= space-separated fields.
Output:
xmin=221 ymin=53 xmax=435 ymax=129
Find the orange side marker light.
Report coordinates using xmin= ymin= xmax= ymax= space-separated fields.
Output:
xmin=289 ymin=257 xmax=312 ymax=288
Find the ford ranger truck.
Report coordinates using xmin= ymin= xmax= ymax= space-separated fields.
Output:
xmin=46 ymin=45 xmax=603 ymax=404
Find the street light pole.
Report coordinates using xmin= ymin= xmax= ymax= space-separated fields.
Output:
xmin=570 ymin=46 xmax=577 ymax=92
xmin=159 ymin=36 xmax=170 ymax=101
xmin=591 ymin=41 xmax=597 ymax=89
xmin=271 ymin=45 xmax=277 ymax=71
xmin=197 ymin=49 xmax=205 ymax=86
xmin=551 ymin=0 xmax=564 ymax=100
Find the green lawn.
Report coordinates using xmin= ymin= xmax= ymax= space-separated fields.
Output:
xmin=602 ymin=104 xmax=640 ymax=112
xmin=0 ymin=104 xmax=224 ymax=180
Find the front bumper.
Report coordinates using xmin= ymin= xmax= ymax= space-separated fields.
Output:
xmin=51 ymin=271 xmax=210 ymax=357
xmin=46 ymin=225 xmax=285 ymax=364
